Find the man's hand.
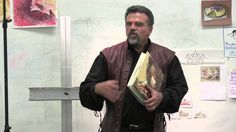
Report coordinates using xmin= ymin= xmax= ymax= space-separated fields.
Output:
xmin=143 ymin=85 xmax=163 ymax=112
xmin=95 ymin=80 xmax=122 ymax=103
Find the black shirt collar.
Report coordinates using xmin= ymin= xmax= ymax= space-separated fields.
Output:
xmin=127 ymin=39 xmax=151 ymax=54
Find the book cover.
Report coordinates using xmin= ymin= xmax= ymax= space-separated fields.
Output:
xmin=127 ymin=51 xmax=164 ymax=105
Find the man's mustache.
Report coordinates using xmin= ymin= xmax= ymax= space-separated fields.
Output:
xmin=128 ymin=31 xmax=138 ymax=36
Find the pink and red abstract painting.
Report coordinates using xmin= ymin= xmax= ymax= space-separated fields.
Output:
xmin=14 ymin=0 xmax=57 ymax=28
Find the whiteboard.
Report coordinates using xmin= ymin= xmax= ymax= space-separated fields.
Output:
xmin=0 ymin=0 xmax=236 ymax=132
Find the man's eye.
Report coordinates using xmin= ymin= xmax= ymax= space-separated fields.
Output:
xmin=126 ymin=22 xmax=132 ymax=26
xmin=125 ymin=22 xmax=144 ymax=27
xmin=135 ymin=23 xmax=143 ymax=27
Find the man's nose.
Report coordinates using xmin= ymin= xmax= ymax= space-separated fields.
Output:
xmin=130 ymin=23 xmax=137 ymax=30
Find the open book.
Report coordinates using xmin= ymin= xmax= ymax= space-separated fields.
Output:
xmin=127 ymin=51 xmax=164 ymax=105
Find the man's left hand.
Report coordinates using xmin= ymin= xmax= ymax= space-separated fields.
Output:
xmin=143 ymin=85 xmax=163 ymax=112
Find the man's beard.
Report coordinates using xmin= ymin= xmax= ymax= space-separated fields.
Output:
xmin=127 ymin=32 xmax=141 ymax=48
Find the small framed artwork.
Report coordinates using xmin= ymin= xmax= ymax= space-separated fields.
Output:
xmin=200 ymin=66 xmax=220 ymax=82
xmin=201 ymin=0 xmax=232 ymax=26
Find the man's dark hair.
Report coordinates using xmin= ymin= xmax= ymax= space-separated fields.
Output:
xmin=125 ymin=5 xmax=154 ymax=26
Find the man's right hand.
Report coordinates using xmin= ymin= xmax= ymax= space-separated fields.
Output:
xmin=95 ymin=80 xmax=122 ymax=103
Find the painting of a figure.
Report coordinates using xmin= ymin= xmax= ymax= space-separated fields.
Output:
xmin=0 ymin=0 xmax=10 ymax=22
xmin=13 ymin=0 xmax=57 ymax=28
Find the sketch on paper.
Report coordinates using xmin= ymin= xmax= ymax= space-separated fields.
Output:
xmin=178 ymin=109 xmax=192 ymax=119
xmin=223 ymin=27 xmax=236 ymax=57
xmin=13 ymin=0 xmax=57 ymax=28
xmin=184 ymin=50 xmax=206 ymax=64
xmin=227 ymin=30 xmax=236 ymax=40
xmin=201 ymin=66 xmax=220 ymax=82
xmin=199 ymin=65 xmax=227 ymax=101
xmin=193 ymin=110 xmax=207 ymax=119
xmin=0 ymin=0 xmax=10 ymax=22
xmin=176 ymin=50 xmax=225 ymax=65
xmin=180 ymin=97 xmax=192 ymax=108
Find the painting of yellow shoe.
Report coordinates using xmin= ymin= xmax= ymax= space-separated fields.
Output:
xmin=204 ymin=5 xmax=226 ymax=18
xmin=201 ymin=0 xmax=232 ymax=26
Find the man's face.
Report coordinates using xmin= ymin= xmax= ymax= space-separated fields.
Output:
xmin=125 ymin=12 xmax=153 ymax=48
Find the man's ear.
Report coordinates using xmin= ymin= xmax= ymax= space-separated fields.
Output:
xmin=149 ymin=26 xmax=153 ymax=35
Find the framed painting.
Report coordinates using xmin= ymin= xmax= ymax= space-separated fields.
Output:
xmin=13 ymin=0 xmax=57 ymax=28
xmin=201 ymin=0 xmax=232 ymax=26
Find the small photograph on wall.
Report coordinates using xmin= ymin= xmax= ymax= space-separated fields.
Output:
xmin=201 ymin=0 xmax=232 ymax=26
xmin=200 ymin=66 xmax=220 ymax=82
xmin=178 ymin=109 xmax=192 ymax=119
xmin=13 ymin=0 xmax=57 ymax=28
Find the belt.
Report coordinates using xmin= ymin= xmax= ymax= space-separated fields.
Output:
xmin=121 ymin=123 xmax=153 ymax=130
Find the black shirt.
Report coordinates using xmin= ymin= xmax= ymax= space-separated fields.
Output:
xmin=79 ymin=42 xmax=188 ymax=125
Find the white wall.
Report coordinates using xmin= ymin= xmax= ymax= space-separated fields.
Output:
xmin=0 ymin=0 xmax=236 ymax=132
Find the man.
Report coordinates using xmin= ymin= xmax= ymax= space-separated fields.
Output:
xmin=79 ymin=5 xmax=188 ymax=132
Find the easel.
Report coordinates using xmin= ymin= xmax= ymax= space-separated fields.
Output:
xmin=2 ymin=0 xmax=12 ymax=131
xmin=29 ymin=16 xmax=79 ymax=132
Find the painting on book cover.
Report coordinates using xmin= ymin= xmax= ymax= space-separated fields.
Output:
xmin=133 ymin=54 xmax=164 ymax=99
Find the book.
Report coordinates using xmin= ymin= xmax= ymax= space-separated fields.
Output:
xmin=127 ymin=51 xmax=164 ymax=105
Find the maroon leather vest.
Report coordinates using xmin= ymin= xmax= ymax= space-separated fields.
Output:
xmin=101 ymin=41 xmax=175 ymax=132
